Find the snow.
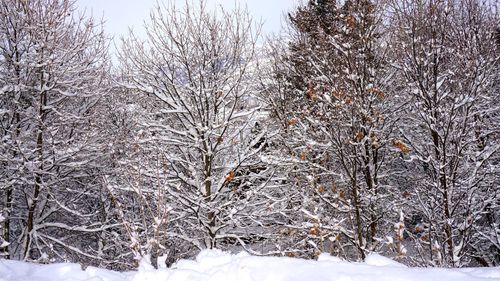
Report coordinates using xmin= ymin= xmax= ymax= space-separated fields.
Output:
xmin=364 ymin=253 xmax=407 ymax=268
xmin=1 ymin=250 xmax=499 ymax=281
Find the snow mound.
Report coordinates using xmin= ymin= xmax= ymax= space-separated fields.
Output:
xmin=0 ymin=259 xmax=122 ymax=281
xmin=364 ymin=253 xmax=407 ymax=268
xmin=317 ymin=253 xmax=344 ymax=263
xmin=1 ymin=250 xmax=499 ymax=281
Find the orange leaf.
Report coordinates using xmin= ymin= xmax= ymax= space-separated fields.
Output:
xmin=339 ymin=190 xmax=346 ymax=200
xmin=299 ymin=151 xmax=307 ymax=161
xmin=306 ymin=81 xmax=318 ymax=101
xmin=216 ymin=90 xmax=224 ymax=98
xmin=288 ymin=118 xmax=299 ymax=126
xmin=346 ymin=15 xmax=356 ymax=28
xmin=368 ymin=87 xmax=385 ymax=99
xmin=392 ymin=139 xmax=411 ymax=154
xmin=355 ymin=131 xmax=364 ymax=141
xmin=225 ymin=170 xmax=235 ymax=183
xmin=309 ymin=226 xmax=320 ymax=237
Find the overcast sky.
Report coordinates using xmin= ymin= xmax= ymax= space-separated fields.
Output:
xmin=77 ymin=0 xmax=300 ymax=41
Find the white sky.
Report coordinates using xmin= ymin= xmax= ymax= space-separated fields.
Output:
xmin=77 ymin=0 xmax=300 ymax=41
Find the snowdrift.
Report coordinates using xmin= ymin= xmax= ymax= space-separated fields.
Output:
xmin=1 ymin=250 xmax=499 ymax=281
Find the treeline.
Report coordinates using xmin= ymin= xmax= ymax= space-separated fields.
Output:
xmin=0 ymin=0 xmax=498 ymax=269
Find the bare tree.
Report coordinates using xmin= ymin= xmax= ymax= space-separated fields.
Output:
xmin=117 ymin=0 xmax=286 ymax=263
xmin=390 ymin=0 xmax=499 ymax=266
xmin=0 ymin=0 xmax=111 ymax=263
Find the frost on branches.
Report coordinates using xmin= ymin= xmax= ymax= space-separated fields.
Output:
xmin=390 ymin=0 xmax=499 ymax=267
xmin=113 ymin=0 xmax=289 ymax=267
xmin=260 ymin=0 xmax=405 ymax=260
xmin=0 ymin=0 xmax=112 ymax=266
xmin=0 ymin=0 xmax=498 ymax=271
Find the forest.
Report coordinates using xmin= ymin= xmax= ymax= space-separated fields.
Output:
xmin=0 ymin=0 xmax=498 ymax=270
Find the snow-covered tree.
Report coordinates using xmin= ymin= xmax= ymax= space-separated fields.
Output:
xmin=116 ymin=0 xmax=287 ymax=264
xmin=261 ymin=0 xmax=404 ymax=260
xmin=0 ymin=0 xmax=111 ymax=263
xmin=390 ymin=0 xmax=499 ymax=267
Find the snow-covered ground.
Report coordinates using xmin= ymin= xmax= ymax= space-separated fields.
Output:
xmin=1 ymin=250 xmax=499 ymax=281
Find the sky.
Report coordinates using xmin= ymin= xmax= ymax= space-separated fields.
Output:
xmin=77 ymin=0 xmax=301 ymax=41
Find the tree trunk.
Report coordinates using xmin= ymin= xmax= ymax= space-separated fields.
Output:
xmin=24 ymin=90 xmax=46 ymax=260
xmin=203 ymin=139 xmax=216 ymax=249
xmin=363 ymin=140 xmax=378 ymax=244
xmin=2 ymin=186 xmax=11 ymax=259
xmin=351 ymin=165 xmax=365 ymax=260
